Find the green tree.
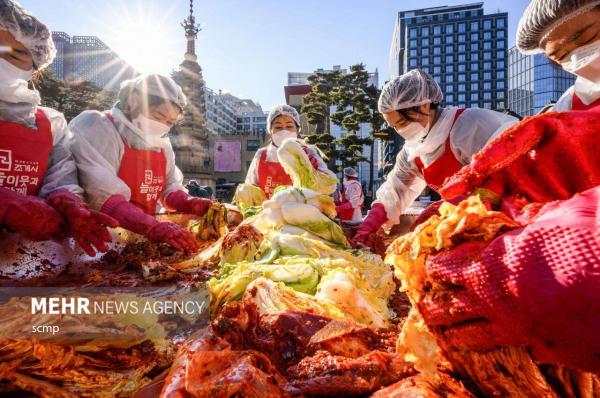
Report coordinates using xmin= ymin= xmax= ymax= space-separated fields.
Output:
xmin=330 ymin=64 xmax=372 ymax=172
xmin=301 ymin=70 xmax=341 ymax=166
xmin=36 ymin=70 xmax=117 ymax=122
xmin=301 ymin=64 xmax=384 ymax=198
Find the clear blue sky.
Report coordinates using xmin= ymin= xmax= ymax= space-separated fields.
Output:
xmin=22 ymin=0 xmax=530 ymax=110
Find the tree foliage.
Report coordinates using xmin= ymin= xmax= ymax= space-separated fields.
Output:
xmin=301 ymin=70 xmax=341 ymax=163
xmin=301 ymin=64 xmax=384 ymax=198
xmin=36 ymin=69 xmax=117 ymax=122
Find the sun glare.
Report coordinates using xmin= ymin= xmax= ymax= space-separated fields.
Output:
xmin=102 ymin=1 xmax=182 ymax=75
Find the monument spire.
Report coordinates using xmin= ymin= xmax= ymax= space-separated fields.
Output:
xmin=182 ymin=0 xmax=201 ymax=61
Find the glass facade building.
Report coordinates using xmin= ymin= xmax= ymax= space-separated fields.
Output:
xmin=386 ymin=2 xmax=509 ymax=163
xmin=49 ymin=32 xmax=71 ymax=80
xmin=49 ymin=32 xmax=137 ymax=91
xmin=508 ymin=46 xmax=575 ymax=116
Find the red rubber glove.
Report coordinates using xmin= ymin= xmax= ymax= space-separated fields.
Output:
xmin=351 ymin=203 xmax=387 ymax=249
xmin=335 ymin=202 xmax=353 ymax=214
xmin=0 ymin=188 xmax=64 ymax=241
xmin=164 ymin=190 xmax=213 ymax=217
xmin=101 ymin=195 xmax=199 ymax=253
xmin=302 ymin=146 xmax=320 ymax=170
xmin=420 ymin=186 xmax=600 ymax=373
xmin=440 ymin=110 xmax=600 ymax=204
xmin=46 ymin=189 xmax=118 ymax=257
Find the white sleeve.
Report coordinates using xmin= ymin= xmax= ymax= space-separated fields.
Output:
xmin=450 ymin=108 xmax=519 ymax=165
xmin=245 ymin=149 xmax=262 ymax=185
xmin=38 ymin=107 xmax=84 ymax=198
xmin=346 ymin=183 xmax=364 ymax=207
xmin=68 ymin=110 xmax=132 ymax=210
xmin=552 ymin=86 xmax=575 ymax=112
xmin=374 ymin=148 xmax=427 ymax=226
xmin=160 ymin=142 xmax=186 ymax=204
xmin=306 ymin=146 xmax=337 ymax=180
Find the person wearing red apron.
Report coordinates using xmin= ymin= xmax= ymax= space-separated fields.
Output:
xmin=0 ymin=0 xmax=117 ymax=256
xmin=353 ymin=69 xmax=518 ymax=248
xmin=69 ymin=74 xmax=219 ymax=253
xmin=336 ymin=167 xmax=364 ymax=223
xmin=246 ymin=104 xmax=335 ymax=199
xmin=516 ymin=0 xmax=600 ymax=114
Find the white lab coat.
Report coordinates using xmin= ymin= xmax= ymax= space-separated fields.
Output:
xmin=68 ymin=107 xmax=186 ymax=210
xmin=553 ymin=76 xmax=600 ymax=112
xmin=245 ymin=143 xmax=336 ymax=185
xmin=0 ymin=104 xmax=83 ymax=198
xmin=375 ymin=107 xmax=518 ymax=227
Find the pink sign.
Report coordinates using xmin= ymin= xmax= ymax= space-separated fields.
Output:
xmin=214 ymin=141 xmax=241 ymax=172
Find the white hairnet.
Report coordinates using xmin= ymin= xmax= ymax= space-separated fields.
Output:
xmin=378 ymin=69 xmax=443 ymax=113
xmin=0 ymin=0 xmax=56 ymax=69
xmin=517 ymin=0 xmax=600 ymax=54
xmin=267 ymin=104 xmax=300 ymax=133
xmin=119 ymin=74 xmax=187 ymax=110
xmin=343 ymin=167 xmax=358 ymax=178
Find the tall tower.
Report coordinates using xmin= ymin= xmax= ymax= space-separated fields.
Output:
xmin=182 ymin=0 xmax=200 ymax=62
xmin=172 ymin=0 xmax=214 ymax=188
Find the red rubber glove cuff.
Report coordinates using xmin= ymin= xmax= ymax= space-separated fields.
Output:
xmin=336 ymin=202 xmax=353 ymax=213
xmin=358 ymin=203 xmax=387 ymax=234
xmin=164 ymin=190 xmax=212 ymax=217
xmin=352 ymin=203 xmax=388 ymax=248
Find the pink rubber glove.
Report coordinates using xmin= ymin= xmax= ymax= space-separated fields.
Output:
xmin=351 ymin=203 xmax=387 ymax=249
xmin=420 ymin=186 xmax=600 ymax=373
xmin=164 ymin=190 xmax=213 ymax=217
xmin=302 ymin=146 xmax=320 ymax=170
xmin=46 ymin=189 xmax=118 ymax=257
xmin=101 ymin=195 xmax=199 ymax=253
xmin=0 ymin=187 xmax=64 ymax=241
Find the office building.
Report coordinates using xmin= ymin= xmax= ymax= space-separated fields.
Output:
xmin=389 ymin=2 xmax=508 ymax=110
xmin=508 ymin=46 xmax=575 ymax=116
xmin=49 ymin=32 xmax=137 ymax=91
xmin=386 ymin=2 xmax=508 ymax=164
xmin=49 ymin=31 xmax=70 ymax=80
xmin=204 ymin=88 xmax=238 ymax=136
xmin=220 ymin=94 xmax=268 ymax=135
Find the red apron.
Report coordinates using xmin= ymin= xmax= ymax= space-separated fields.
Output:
xmin=338 ymin=180 xmax=363 ymax=221
xmin=0 ymin=109 xmax=53 ymax=196
xmin=257 ymin=149 xmax=292 ymax=199
xmin=105 ymin=114 xmax=167 ymax=214
xmin=414 ymin=108 xmax=466 ymax=191
xmin=572 ymin=94 xmax=600 ymax=111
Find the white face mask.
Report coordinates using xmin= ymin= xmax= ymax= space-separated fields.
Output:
xmin=561 ymin=41 xmax=600 ymax=83
xmin=272 ymin=129 xmax=297 ymax=147
xmin=0 ymin=58 xmax=33 ymax=82
xmin=397 ymin=121 xmax=428 ymax=142
xmin=132 ymin=113 xmax=171 ymax=147
xmin=0 ymin=59 xmax=39 ymax=105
